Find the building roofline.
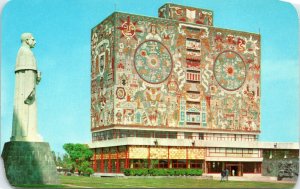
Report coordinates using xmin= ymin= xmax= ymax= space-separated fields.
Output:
xmin=92 ymin=11 xmax=260 ymax=36
xmin=158 ymin=3 xmax=214 ymax=15
xmin=257 ymin=141 xmax=299 ymax=149
xmin=91 ymin=12 xmax=117 ymax=31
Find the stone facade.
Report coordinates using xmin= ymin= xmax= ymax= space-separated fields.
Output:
xmin=262 ymin=149 xmax=299 ymax=177
xmin=1 ymin=141 xmax=59 ymax=185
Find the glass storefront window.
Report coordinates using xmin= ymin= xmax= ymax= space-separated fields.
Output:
xmin=172 ymin=160 xmax=187 ymax=168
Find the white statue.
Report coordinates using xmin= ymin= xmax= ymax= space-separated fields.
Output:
xmin=11 ymin=33 xmax=42 ymax=142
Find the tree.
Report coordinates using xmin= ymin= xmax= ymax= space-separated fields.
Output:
xmin=51 ymin=151 xmax=57 ymax=166
xmin=62 ymin=153 xmax=74 ymax=172
xmin=63 ymin=143 xmax=94 ymax=175
xmin=57 ymin=155 xmax=63 ymax=167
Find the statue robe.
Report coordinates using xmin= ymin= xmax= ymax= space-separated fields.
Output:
xmin=11 ymin=45 xmax=42 ymax=142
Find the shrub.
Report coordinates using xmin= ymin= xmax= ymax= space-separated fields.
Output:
xmin=130 ymin=169 xmax=136 ymax=176
xmin=167 ymin=169 xmax=175 ymax=176
xmin=149 ymin=168 xmax=159 ymax=176
xmin=123 ymin=169 xmax=130 ymax=176
xmin=190 ymin=169 xmax=196 ymax=176
xmin=175 ymin=169 xmax=186 ymax=176
xmin=136 ymin=169 xmax=148 ymax=176
xmin=84 ymin=168 xmax=94 ymax=176
xmin=174 ymin=169 xmax=180 ymax=176
xmin=159 ymin=169 xmax=168 ymax=176
xmin=195 ymin=169 xmax=203 ymax=176
xmin=123 ymin=168 xmax=202 ymax=176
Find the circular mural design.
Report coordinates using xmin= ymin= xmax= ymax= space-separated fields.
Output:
xmin=134 ymin=40 xmax=173 ymax=84
xmin=213 ymin=51 xmax=246 ymax=91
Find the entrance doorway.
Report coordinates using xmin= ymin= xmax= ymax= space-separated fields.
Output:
xmin=230 ymin=165 xmax=238 ymax=176
xmin=226 ymin=163 xmax=243 ymax=176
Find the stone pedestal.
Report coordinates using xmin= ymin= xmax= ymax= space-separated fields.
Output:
xmin=1 ymin=141 xmax=60 ymax=185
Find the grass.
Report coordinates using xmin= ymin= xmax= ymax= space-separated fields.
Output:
xmin=59 ymin=175 xmax=296 ymax=188
xmin=13 ymin=184 xmax=66 ymax=188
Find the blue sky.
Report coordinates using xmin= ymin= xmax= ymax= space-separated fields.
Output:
xmin=1 ymin=0 xmax=299 ymax=154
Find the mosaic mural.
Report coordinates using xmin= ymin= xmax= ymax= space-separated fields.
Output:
xmin=134 ymin=40 xmax=173 ymax=84
xmin=213 ymin=50 xmax=246 ymax=91
xmin=91 ymin=4 xmax=261 ymax=132
xmin=159 ymin=3 xmax=213 ymax=26
xmin=91 ymin=15 xmax=115 ymax=128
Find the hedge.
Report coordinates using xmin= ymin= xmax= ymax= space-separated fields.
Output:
xmin=123 ymin=168 xmax=203 ymax=176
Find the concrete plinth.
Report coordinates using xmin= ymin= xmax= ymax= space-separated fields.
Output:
xmin=1 ymin=141 xmax=60 ymax=185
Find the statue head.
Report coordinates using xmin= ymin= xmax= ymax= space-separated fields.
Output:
xmin=21 ymin=33 xmax=36 ymax=48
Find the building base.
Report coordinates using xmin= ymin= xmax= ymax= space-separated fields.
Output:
xmin=1 ymin=141 xmax=60 ymax=185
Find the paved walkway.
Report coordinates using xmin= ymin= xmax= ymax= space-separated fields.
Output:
xmin=203 ymin=174 xmax=298 ymax=183
xmin=62 ymin=184 xmax=93 ymax=188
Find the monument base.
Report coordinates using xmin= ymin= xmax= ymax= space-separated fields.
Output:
xmin=1 ymin=141 xmax=60 ymax=185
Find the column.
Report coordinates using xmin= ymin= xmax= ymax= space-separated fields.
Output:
xmin=93 ymin=149 xmax=97 ymax=172
xmin=186 ymin=147 xmax=189 ymax=168
xmin=100 ymin=148 xmax=104 ymax=172
xmin=148 ymin=145 xmax=151 ymax=168
xmin=116 ymin=147 xmax=120 ymax=173
xmin=108 ymin=148 xmax=111 ymax=173
xmin=167 ymin=146 xmax=170 ymax=168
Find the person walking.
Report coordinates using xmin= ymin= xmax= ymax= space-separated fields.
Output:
xmin=225 ymin=168 xmax=229 ymax=181
xmin=220 ymin=170 xmax=225 ymax=182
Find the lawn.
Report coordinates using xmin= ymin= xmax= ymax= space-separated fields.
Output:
xmin=59 ymin=175 xmax=296 ymax=188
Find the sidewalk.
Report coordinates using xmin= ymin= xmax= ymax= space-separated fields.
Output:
xmin=203 ymin=174 xmax=298 ymax=183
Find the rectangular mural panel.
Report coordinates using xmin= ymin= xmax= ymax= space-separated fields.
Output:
xmin=189 ymin=148 xmax=205 ymax=159
xmin=169 ymin=147 xmax=186 ymax=159
xmin=158 ymin=3 xmax=213 ymax=26
xmin=150 ymin=147 xmax=168 ymax=159
xmin=129 ymin=146 xmax=148 ymax=159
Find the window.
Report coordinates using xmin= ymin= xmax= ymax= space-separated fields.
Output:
xmin=155 ymin=132 xmax=168 ymax=138
xmin=120 ymin=130 xmax=129 ymax=138
xmin=243 ymin=162 xmax=261 ymax=173
xmin=132 ymin=159 xmax=148 ymax=169
xmin=236 ymin=149 xmax=242 ymax=154
xmin=190 ymin=160 xmax=203 ymax=169
xmin=106 ymin=130 xmax=113 ymax=140
xmin=136 ymin=131 xmax=152 ymax=138
xmin=128 ymin=130 xmax=135 ymax=137
xmin=186 ymin=113 xmax=200 ymax=123
xmin=184 ymin=132 xmax=193 ymax=139
xmin=136 ymin=112 xmax=141 ymax=123
xmin=186 ymin=72 xmax=201 ymax=81
xmin=199 ymin=133 xmax=204 ymax=140
xmin=201 ymin=101 xmax=206 ymax=111
xmin=243 ymin=149 xmax=253 ymax=154
xmin=209 ymin=148 xmax=223 ymax=153
xmin=172 ymin=160 xmax=187 ymax=168
xmin=169 ymin=132 xmax=177 ymax=139
xmin=202 ymin=113 xmax=206 ymax=126
xmin=207 ymin=161 xmax=222 ymax=173
xmin=158 ymin=160 xmax=168 ymax=168
xmin=180 ymin=112 xmax=185 ymax=121
xmin=201 ymin=101 xmax=207 ymax=127
xmin=180 ymin=98 xmax=186 ymax=122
